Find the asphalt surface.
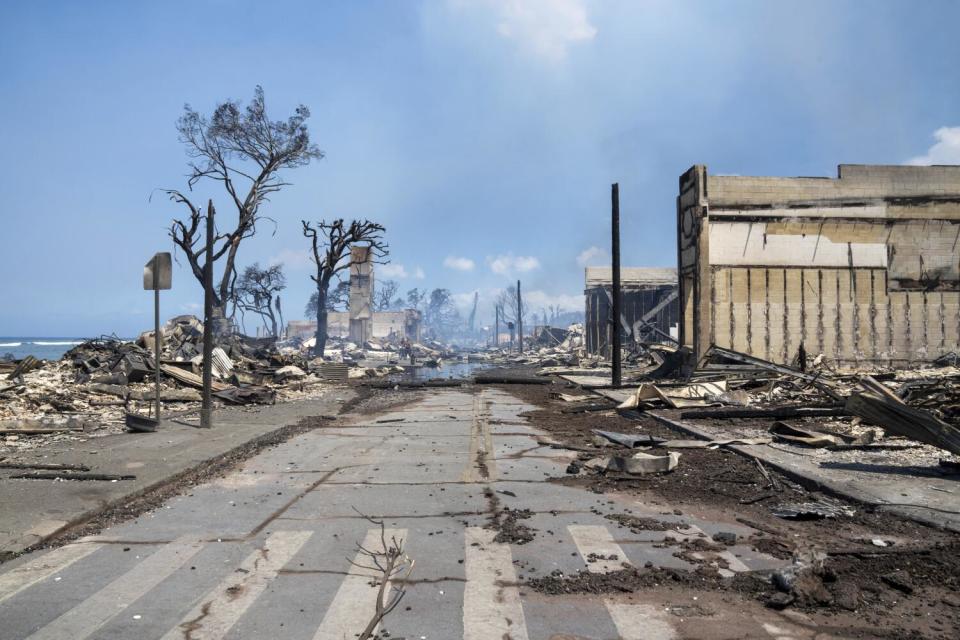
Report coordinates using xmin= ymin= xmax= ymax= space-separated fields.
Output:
xmin=0 ymin=387 xmax=821 ymax=640
xmin=0 ymin=388 xmax=353 ymax=557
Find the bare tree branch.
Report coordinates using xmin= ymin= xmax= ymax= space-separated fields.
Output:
xmin=160 ymin=87 xmax=322 ymax=317
xmin=348 ymin=508 xmax=415 ymax=640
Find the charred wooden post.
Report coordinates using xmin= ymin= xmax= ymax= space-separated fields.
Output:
xmin=611 ymin=183 xmax=622 ymax=388
xmin=517 ymin=280 xmax=523 ymax=353
xmin=201 ymin=200 xmax=215 ymax=429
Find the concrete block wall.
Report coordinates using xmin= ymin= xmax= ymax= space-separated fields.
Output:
xmin=679 ymin=164 xmax=960 ymax=367
xmin=709 ymin=266 xmax=960 ymax=365
xmin=709 ymin=165 xmax=960 ymax=208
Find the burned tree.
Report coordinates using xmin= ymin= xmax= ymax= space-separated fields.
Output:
xmin=406 ymin=288 xmax=426 ymax=312
xmin=233 ymin=263 xmax=286 ymax=337
xmin=495 ymin=286 xmax=528 ymax=329
xmin=305 ymin=280 xmax=350 ymax=317
xmin=424 ymin=288 xmax=460 ymax=338
xmin=160 ymin=87 xmax=323 ymax=330
xmin=373 ymin=280 xmax=399 ymax=311
xmin=303 ymin=219 xmax=387 ymax=356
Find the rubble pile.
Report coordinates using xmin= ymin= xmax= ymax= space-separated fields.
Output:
xmin=607 ymin=344 xmax=960 ymax=461
xmin=0 ymin=315 xmax=369 ymax=453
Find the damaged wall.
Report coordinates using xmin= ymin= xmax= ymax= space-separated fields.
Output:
xmin=678 ymin=164 xmax=960 ymax=367
xmin=287 ymin=309 xmax=421 ymax=343
xmin=348 ymin=245 xmax=374 ymax=343
xmin=584 ymin=267 xmax=679 ymax=355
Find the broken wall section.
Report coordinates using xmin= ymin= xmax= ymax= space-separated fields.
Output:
xmin=678 ymin=164 xmax=960 ymax=367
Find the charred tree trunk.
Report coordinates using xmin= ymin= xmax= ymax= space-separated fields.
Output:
xmin=314 ymin=280 xmax=330 ymax=357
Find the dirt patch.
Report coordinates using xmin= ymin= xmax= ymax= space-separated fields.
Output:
xmin=483 ymin=487 xmax=536 ymax=545
xmin=605 ymin=513 xmax=690 ymax=533
xmin=525 ymin=564 xmax=766 ymax=597
xmin=338 ymin=384 xmax=423 ymax=415
xmin=502 ymin=380 xmax=960 ymax=638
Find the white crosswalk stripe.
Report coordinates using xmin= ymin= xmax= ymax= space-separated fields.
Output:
xmin=159 ymin=530 xmax=312 ymax=640
xmin=568 ymin=525 xmax=678 ymax=640
xmin=313 ymin=527 xmax=408 ymax=640
xmin=0 ymin=542 xmax=103 ymax=605
xmin=26 ymin=536 xmax=203 ymax=640
xmin=567 ymin=524 xmax=630 ymax=573
xmin=606 ymin=602 xmax=678 ymax=640
xmin=463 ymin=526 xmax=529 ymax=640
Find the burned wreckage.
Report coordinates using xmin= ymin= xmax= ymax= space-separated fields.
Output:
xmin=557 ymin=165 xmax=960 ymax=506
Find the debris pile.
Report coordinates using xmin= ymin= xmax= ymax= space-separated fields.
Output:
xmin=0 ymin=315 xmax=358 ymax=452
xmin=598 ymin=343 xmax=960 ymax=460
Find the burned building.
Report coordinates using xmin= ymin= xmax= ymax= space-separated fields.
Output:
xmin=348 ymin=245 xmax=374 ymax=343
xmin=584 ymin=266 xmax=679 ymax=355
xmin=287 ymin=309 xmax=421 ymax=343
xmin=678 ymin=164 xmax=960 ymax=367
xmin=289 ymin=246 xmax=422 ymax=344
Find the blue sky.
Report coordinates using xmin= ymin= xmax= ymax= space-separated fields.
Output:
xmin=2 ymin=0 xmax=959 ymax=337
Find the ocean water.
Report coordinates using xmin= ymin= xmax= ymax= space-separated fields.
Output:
xmin=0 ymin=338 xmax=88 ymax=361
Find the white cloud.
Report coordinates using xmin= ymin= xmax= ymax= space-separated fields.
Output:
xmin=907 ymin=126 xmax=960 ymax=165
xmin=444 ymin=255 xmax=476 ymax=271
xmin=180 ymin=302 xmax=201 ymax=312
xmin=576 ymin=245 xmax=609 ymax=267
xmin=380 ymin=263 xmax=409 ymax=279
xmin=487 ymin=253 xmax=541 ymax=275
xmin=452 ymin=290 xmax=480 ymax=311
xmin=268 ymin=248 xmax=313 ymax=271
xmin=378 ymin=264 xmax=426 ymax=280
xmin=522 ymin=289 xmax=584 ymax=314
xmin=451 ymin=0 xmax=597 ymax=62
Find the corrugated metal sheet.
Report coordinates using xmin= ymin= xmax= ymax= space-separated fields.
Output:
xmin=316 ymin=362 xmax=350 ymax=382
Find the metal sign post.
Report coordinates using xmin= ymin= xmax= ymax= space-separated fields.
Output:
xmin=143 ymin=252 xmax=172 ymax=426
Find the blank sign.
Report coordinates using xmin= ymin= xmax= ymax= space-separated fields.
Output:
xmin=143 ymin=252 xmax=172 ymax=290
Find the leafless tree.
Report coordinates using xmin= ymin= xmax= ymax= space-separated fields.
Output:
xmin=373 ymin=280 xmax=399 ymax=311
xmin=303 ymin=219 xmax=388 ymax=356
xmin=495 ymin=286 xmax=528 ymax=327
xmin=159 ymin=87 xmax=323 ymax=326
xmin=233 ymin=263 xmax=286 ymax=337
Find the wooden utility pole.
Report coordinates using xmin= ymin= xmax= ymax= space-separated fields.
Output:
xmin=611 ymin=183 xmax=622 ymax=388
xmin=495 ymin=304 xmax=500 ymax=347
xmin=153 ymin=277 xmax=161 ymax=422
xmin=517 ymin=280 xmax=523 ymax=353
xmin=200 ymin=200 xmax=215 ymax=429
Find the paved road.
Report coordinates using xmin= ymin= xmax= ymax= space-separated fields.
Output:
xmin=0 ymin=388 xmax=821 ymax=640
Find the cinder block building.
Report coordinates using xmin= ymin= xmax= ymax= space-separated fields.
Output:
xmin=584 ymin=266 xmax=679 ymax=355
xmin=677 ymin=164 xmax=960 ymax=367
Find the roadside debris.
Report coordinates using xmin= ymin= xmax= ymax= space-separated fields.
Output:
xmin=770 ymin=500 xmax=856 ymax=520
xmin=584 ymin=450 xmax=680 ymax=475
xmin=845 ymin=376 xmax=960 ymax=456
